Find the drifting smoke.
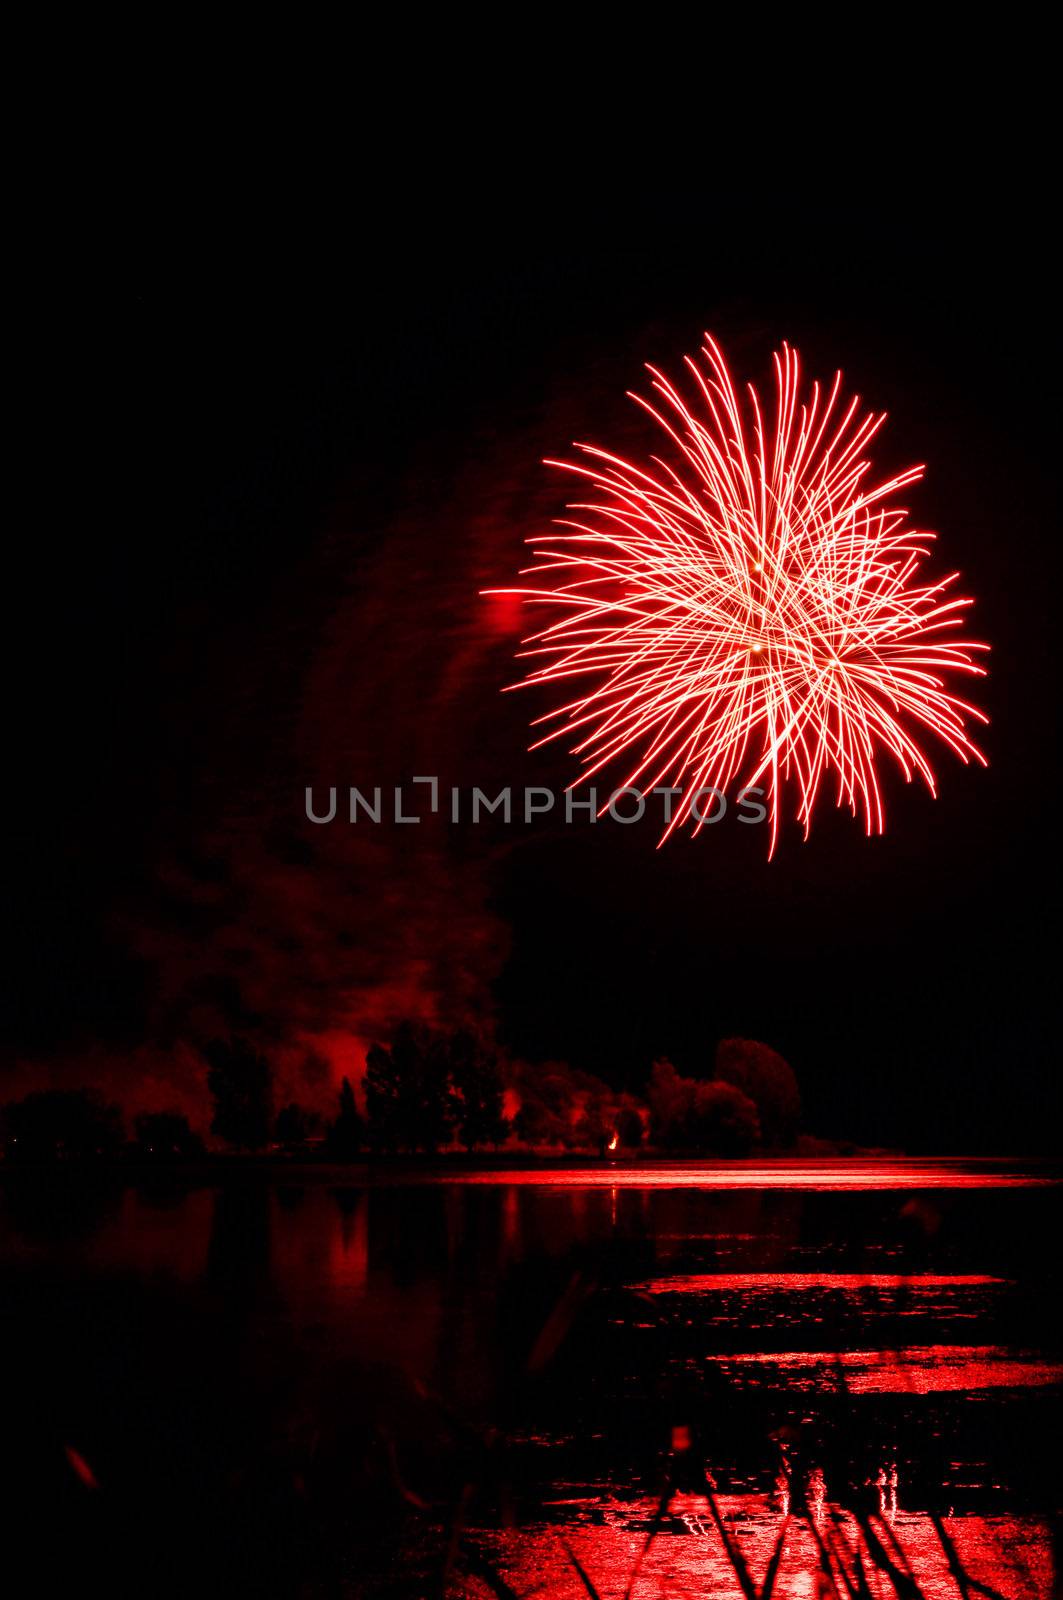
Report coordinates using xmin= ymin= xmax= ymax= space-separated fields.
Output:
xmin=2 ymin=408 xmax=586 ymax=1126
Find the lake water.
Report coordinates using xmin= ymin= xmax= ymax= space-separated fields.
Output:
xmin=1 ymin=1159 xmax=1059 ymax=1597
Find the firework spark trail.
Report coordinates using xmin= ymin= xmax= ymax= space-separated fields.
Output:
xmin=491 ymin=335 xmax=989 ymax=855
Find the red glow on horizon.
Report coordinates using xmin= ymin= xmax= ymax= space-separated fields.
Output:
xmin=495 ymin=335 xmax=989 ymax=855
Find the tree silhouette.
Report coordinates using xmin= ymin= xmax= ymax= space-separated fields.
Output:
xmin=205 ymin=1037 xmax=273 ymax=1150
xmin=574 ymin=1087 xmax=614 ymax=1152
xmin=325 ymin=1077 xmax=363 ymax=1158
xmin=512 ymin=1060 xmax=612 ymax=1149
xmin=646 ymin=1058 xmax=688 ymax=1146
xmin=514 ymin=1088 xmax=572 ymax=1148
xmin=364 ymin=1022 xmax=455 ymax=1152
xmin=3 ymin=1088 xmax=124 ymax=1161
xmin=133 ymin=1109 xmax=204 ymax=1158
xmin=715 ymin=1037 xmax=800 ymax=1148
xmin=690 ymin=1081 xmax=761 ymax=1154
xmin=274 ymin=1103 xmax=315 ymax=1149
xmin=648 ymin=1058 xmax=760 ymax=1155
xmin=364 ymin=1042 xmax=402 ymax=1150
xmin=615 ymin=1103 xmax=644 ymax=1149
xmin=447 ymin=1030 xmax=508 ymax=1149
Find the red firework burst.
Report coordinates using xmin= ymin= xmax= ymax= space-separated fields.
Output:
xmin=494 ymin=335 xmax=989 ymax=855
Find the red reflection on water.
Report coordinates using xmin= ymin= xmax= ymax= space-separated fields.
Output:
xmin=93 ymin=1188 xmax=216 ymax=1280
xmin=472 ymin=1501 xmax=1057 ymax=1597
xmin=715 ymin=1345 xmax=1063 ymax=1393
xmin=327 ymin=1194 xmax=368 ymax=1292
xmin=421 ymin=1159 xmax=1058 ymax=1190
xmin=640 ymin=1273 xmax=1005 ymax=1293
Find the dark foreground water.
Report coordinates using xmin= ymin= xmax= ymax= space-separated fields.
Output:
xmin=1 ymin=1160 xmax=1059 ymax=1597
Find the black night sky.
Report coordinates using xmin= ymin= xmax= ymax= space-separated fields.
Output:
xmin=5 ymin=114 xmax=1058 ymax=1153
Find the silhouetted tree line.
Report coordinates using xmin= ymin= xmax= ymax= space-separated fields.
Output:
xmin=0 ymin=1090 xmax=205 ymax=1162
xmin=646 ymin=1039 xmax=800 ymax=1155
xmin=205 ymin=1037 xmax=273 ymax=1149
xmin=364 ymin=1023 xmax=508 ymax=1152
xmin=509 ymin=1058 xmax=645 ymax=1153
xmin=1 ymin=1088 xmax=125 ymax=1161
xmin=0 ymin=1031 xmax=801 ymax=1162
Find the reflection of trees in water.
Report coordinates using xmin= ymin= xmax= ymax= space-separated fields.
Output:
xmin=274 ymin=1183 xmax=306 ymax=1214
xmin=0 ymin=1172 xmax=124 ymax=1243
xmin=365 ymin=1184 xmax=451 ymax=1289
xmin=206 ymin=1180 xmax=272 ymax=1294
xmin=374 ymin=1185 xmax=1056 ymax=1598
xmin=1 ymin=1175 xmax=1056 ymax=1596
xmin=130 ymin=1173 xmax=197 ymax=1211
xmin=650 ymin=1187 xmax=803 ymax=1272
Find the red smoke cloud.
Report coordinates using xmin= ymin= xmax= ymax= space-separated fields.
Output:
xmin=1 ymin=353 xmax=658 ymax=1127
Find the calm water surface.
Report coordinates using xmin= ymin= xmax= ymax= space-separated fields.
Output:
xmin=1 ymin=1159 xmax=1059 ymax=1597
